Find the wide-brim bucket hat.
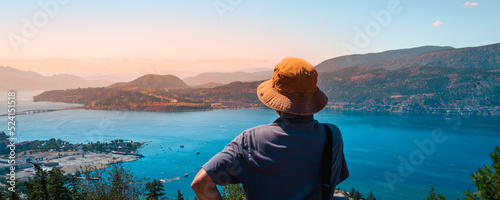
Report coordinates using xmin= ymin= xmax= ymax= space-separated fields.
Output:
xmin=257 ymin=57 xmax=328 ymax=115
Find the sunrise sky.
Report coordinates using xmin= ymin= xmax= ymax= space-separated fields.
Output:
xmin=1 ymin=0 xmax=499 ymax=76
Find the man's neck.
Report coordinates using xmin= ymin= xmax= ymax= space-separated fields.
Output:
xmin=277 ymin=111 xmax=313 ymax=118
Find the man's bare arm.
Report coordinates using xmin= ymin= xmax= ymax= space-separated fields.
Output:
xmin=191 ymin=168 xmax=223 ymax=200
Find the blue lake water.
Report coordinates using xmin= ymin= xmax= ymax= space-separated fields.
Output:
xmin=1 ymin=92 xmax=499 ymax=199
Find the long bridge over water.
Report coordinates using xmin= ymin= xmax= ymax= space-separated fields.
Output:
xmin=0 ymin=106 xmax=85 ymax=116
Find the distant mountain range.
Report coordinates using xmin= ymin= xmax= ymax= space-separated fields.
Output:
xmin=316 ymin=46 xmax=455 ymax=72
xmin=317 ymin=43 xmax=500 ymax=72
xmin=17 ymin=42 xmax=500 ymax=113
xmin=0 ymin=66 xmax=95 ymax=90
xmin=1 ymin=65 xmax=270 ymax=91
xmin=108 ymin=74 xmax=189 ymax=89
xmin=182 ymin=71 xmax=272 ymax=87
xmin=318 ymin=66 xmax=500 ymax=107
xmin=353 ymin=43 xmax=500 ymax=70
xmin=314 ymin=43 xmax=500 ymax=110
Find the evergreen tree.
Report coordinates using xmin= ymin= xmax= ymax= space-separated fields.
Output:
xmin=78 ymin=163 xmax=144 ymax=200
xmin=460 ymin=191 xmax=479 ymax=200
xmin=68 ymin=174 xmax=81 ymax=199
xmin=426 ymin=186 xmax=437 ymax=200
xmin=0 ymin=182 xmax=21 ymax=200
xmin=349 ymin=187 xmax=356 ymax=197
xmin=463 ymin=145 xmax=500 ymax=199
xmin=47 ymin=167 xmax=72 ymax=200
xmin=109 ymin=164 xmax=130 ymax=199
xmin=24 ymin=163 xmax=50 ymax=200
xmin=425 ymin=186 xmax=447 ymax=200
xmin=145 ymin=179 xmax=166 ymax=200
xmin=366 ymin=191 xmax=376 ymax=200
xmin=0 ymin=131 xmax=9 ymax=155
xmin=175 ymin=190 xmax=184 ymax=200
xmin=8 ymin=190 xmax=21 ymax=200
xmin=110 ymin=163 xmax=143 ymax=199
xmin=352 ymin=191 xmax=362 ymax=200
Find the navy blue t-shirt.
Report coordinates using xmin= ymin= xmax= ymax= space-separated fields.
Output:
xmin=203 ymin=114 xmax=349 ymax=200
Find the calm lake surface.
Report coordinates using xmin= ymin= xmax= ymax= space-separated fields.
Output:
xmin=1 ymin=91 xmax=499 ymax=199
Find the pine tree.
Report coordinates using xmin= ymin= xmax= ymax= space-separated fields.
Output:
xmin=426 ymin=186 xmax=437 ymax=200
xmin=352 ymin=191 xmax=362 ymax=200
xmin=8 ymin=190 xmax=21 ymax=200
xmin=24 ymin=163 xmax=50 ymax=200
xmin=425 ymin=186 xmax=447 ymax=200
xmin=175 ymin=190 xmax=184 ymax=200
xmin=349 ymin=187 xmax=356 ymax=197
xmin=0 ymin=182 xmax=20 ymax=200
xmin=145 ymin=179 xmax=166 ymax=200
xmin=78 ymin=163 xmax=144 ymax=199
xmin=366 ymin=191 xmax=376 ymax=200
xmin=68 ymin=174 xmax=81 ymax=199
xmin=108 ymin=163 xmax=142 ymax=199
xmin=47 ymin=167 xmax=72 ymax=199
xmin=464 ymin=145 xmax=500 ymax=199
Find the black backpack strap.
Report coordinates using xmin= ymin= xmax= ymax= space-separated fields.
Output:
xmin=322 ymin=124 xmax=334 ymax=200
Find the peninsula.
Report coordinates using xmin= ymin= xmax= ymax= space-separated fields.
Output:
xmin=32 ymin=43 xmax=500 ymax=115
xmin=0 ymin=132 xmax=144 ymax=180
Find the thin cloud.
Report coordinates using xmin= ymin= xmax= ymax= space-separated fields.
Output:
xmin=432 ymin=21 xmax=443 ymax=26
xmin=464 ymin=2 xmax=479 ymax=7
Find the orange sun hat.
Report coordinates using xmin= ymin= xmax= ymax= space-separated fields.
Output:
xmin=257 ymin=57 xmax=328 ymax=115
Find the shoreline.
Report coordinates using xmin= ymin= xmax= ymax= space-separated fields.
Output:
xmin=4 ymin=103 xmax=498 ymax=117
xmin=49 ymin=151 xmax=139 ymax=174
xmin=324 ymin=107 xmax=500 ymax=116
xmin=13 ymin=150 xmax=142 ymax=181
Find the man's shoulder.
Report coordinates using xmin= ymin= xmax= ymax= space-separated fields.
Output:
xmin=235 ymin=123 xmax=282 ymax=144
xmin=322 ymin=123 xmax=343 ymax=141
xmin=242 ymin=123 xmax=280 ymax=134
xmin=322 ymin=123 xmax=340 ymax=132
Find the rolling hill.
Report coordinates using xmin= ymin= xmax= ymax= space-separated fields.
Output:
xmin=108 ymin=74 xmax=189 ymax=89
xmin=354 ymin=43 xmax=500 ymax=70
xmin=315 ymin=46 xmax=454 ymax=72
xmin=34 ymin=80 xmax=264 ymax=112
xmin=314 ymin=42 xmax=500 ymax=111
xmin=318 ymin=66 xmax=500 ymax=107
xmin=182 ymin=71 xmax=271 ymax=87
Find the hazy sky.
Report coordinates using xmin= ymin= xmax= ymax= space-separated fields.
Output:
xmin=1 ymin=0 xmax=499 ymax=75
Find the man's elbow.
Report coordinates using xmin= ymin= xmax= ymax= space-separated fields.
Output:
xmin=191 ymin=168 xmax=216 ymax=191
xmin=191 ymin=177 xmax=203 ymax=190
xmin=192 ymin=169 xmax=224 ymax=200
